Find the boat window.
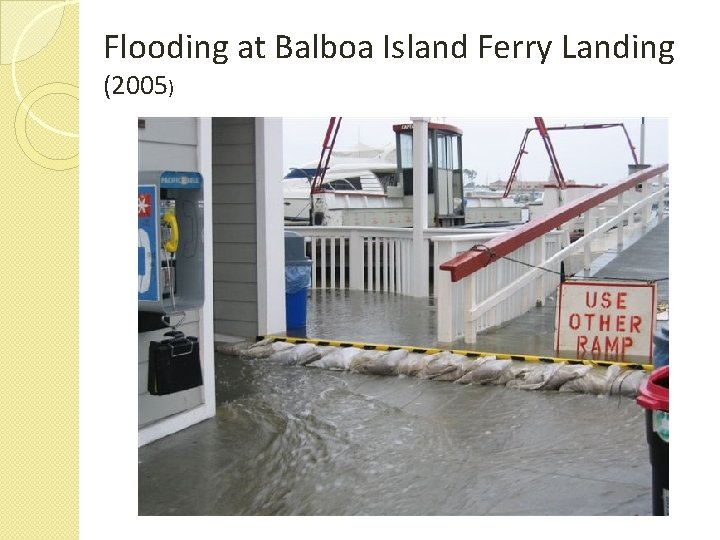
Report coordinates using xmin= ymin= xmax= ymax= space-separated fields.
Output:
xmin=399 ymin=132 xmax=413 ymax=168
xmin=376 ymin=173 xmax=398 ymax=188
xmin=343 ymin=177 xmax=363 ymax=190
xmin=284 ymin=168 xmax=316 ymax=179
xmin=436 ymin=134 xmax=460 ymax=170
xmin=437 ymin=134 xmax=448 ymax=169
xmin=399 ymin=130 xmax=435 ymax=169
xmin=321 ymin=178 xmax=362 ymax=191
xmin=449 ymin=135 xmax=459 ymax=170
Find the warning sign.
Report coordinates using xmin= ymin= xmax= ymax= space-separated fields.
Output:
xmin=555 ymin=281 xmax=657 ymax=362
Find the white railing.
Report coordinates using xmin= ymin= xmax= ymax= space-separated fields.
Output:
xmin=436 ymin=165 xmax=669 ymax=344
xmin=287 ymin=226 xmax=513 ymax=295
xmin=307 ymin=228 xmax=415 ymax=294
xmin=433 ymin=230 xmax=568 ymax=345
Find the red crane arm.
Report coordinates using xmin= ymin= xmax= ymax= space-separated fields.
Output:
xmin=310 ymin=117 xmax=343 ymax=194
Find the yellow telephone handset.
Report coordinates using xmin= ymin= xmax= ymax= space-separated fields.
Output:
xmin=162 ymin=211 xmax=179 ymax=253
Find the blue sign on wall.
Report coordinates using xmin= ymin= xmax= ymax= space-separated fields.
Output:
xmin=160 ymin=171 xmax=203 ymax=189
xmin=138 ymin=185 xmax=159 ymax=303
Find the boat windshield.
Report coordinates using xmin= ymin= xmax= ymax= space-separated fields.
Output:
xmin=320 ymin=178 xmax=362 ymax=191
xmin=284 ymin=168 xmax=316 ymax=180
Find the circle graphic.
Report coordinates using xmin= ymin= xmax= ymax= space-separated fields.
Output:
xmin=15 ymin=82 xmax=79 ymax=170
xmin=10 ymin=0 xmax=79 ymax=139
xmin=0 ymin=1 xmax=64 ymax=64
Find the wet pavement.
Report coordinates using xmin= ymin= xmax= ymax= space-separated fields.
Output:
xmin=138 ymin=218 xmax=669 ymax=517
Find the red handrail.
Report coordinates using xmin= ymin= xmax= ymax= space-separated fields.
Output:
xmin=440 ymin=163 xmax=668 ymax=282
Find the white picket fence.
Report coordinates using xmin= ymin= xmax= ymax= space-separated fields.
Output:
xmin=287 ymin=226 xmax=515 ymax=296
xmin=306 ymin=228 xmax=415 ymax=294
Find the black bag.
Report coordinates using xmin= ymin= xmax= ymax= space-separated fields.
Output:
xmin=148 ymin=331 xmax=203 ymax=395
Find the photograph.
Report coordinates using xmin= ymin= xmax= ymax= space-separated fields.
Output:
xmin=137 ymin=116 xmax=669 ymax=516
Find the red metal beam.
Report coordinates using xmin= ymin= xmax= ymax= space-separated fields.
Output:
xmin=440 ymin=163 xmax=668 ymax=282
xmin=310 ymin=117 xmax=343 ymax=194
xmin=541 ymin=123 xmax=638 ymax=165
xmin=503 ymin=128 xmax=531 ymax=198
xmin=535 ymin=117 xmax=567 ymax=190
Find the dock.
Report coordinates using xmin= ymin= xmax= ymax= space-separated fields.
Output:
xmin=300 ymin=218 xmax=668 ymax=359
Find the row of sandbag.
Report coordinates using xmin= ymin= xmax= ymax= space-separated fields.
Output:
xmin=216 ymin=339 xmax=648 ymax=397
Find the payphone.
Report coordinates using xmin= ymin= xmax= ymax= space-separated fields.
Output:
xmin=138 ymin=171 xmax=204 ymax=315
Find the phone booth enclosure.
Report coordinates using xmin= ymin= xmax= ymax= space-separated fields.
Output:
xmin=138 ymin=171 xmax=204 ymax=315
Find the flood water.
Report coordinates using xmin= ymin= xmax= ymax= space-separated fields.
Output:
xmin=138 ymin=351 xmax=653 ymax=516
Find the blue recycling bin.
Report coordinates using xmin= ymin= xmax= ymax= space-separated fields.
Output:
xmin=653 ymin=324 xmax=669 ymax=368
xmin=284 ymin=232 xmax=311 ymax=329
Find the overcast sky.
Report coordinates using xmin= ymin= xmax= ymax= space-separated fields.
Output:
xmin=282 ymin=117 xmax=668 ymax=185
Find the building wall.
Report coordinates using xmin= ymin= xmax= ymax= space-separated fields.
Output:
xmin=138 ymin=116 xmax=282 ymax=437
xmin=138 ymin=117 xmax=199 ymax=170
xmin=212 ymin=118 xmax=259 ymax=338
xmin=138 ymin=117 xmax=204 ymax=428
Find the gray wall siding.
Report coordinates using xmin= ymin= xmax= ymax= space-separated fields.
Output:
xmin=138 ymin=117 xmax=203 ymax=428
xmin=139 ymin=117 xmax=198 ymax=171
xmin=212 ymin=118 xmax=258 ymax=338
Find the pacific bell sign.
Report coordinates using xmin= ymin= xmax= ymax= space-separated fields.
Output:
xmin=554 ymin=281 xmax=657 ymax=362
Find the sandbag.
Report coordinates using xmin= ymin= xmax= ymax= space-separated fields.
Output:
xmin=215 ymin=339 xmax=253 ymax=356
xmin=396 ymin=352 xmax=434 ymax=377
xmin=308 ymin=347 xmax=363 ymax=370
xmin=506 ymin=364 xmax=563 ymax=390
xmin=454 ymin=361 xmax=528 ymax=385
xmin=458 ymin=357 xmax=489 ymax=377
xmin=269 ymin=343 xmax=320 ymax=366
xmin=608 ymin=369 xmax=648 ymax=397
xmin=544 ymin=364 xmax=593 ymax=390
xmin=429 ymin=355 xmax=486 ymax=382
xmin=559 ymin=364 xmax=621 ymax=395
xmin=454 ymin=358 xmax=512 ymax=385
xmin=420 ymin=352 xmax=467 ymax=380
xmin=243 ymin=339 xmax=295 ymax=358
xmin=316 ymin=345 xmax=338 ymax=358
xmin=487 ymin=363 xmax=534 ymax=386
xmin=296 ymin=345 xmax=341 ymax=366
xmin=349 ymin=350 xmax=389 ymax=372
xmin=356 ymin=349 xmax=409 ymax=376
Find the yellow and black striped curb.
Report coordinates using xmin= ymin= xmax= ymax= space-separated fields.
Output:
xmin=258 ymin=335 xmax=653 ymax=372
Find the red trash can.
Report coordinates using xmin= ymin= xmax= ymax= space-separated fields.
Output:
xmin=636 ymin=365 xmax=669 ymax=516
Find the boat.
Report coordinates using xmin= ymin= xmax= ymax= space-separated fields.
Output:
xmin=283 ymin=143 xmax=401 ymax=224
xmin=284 ymin=122 xmax=527 ymax=228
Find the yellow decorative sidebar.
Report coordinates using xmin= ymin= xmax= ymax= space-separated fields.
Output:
xmin=0 ymin=2 xmax=78 ymax=539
